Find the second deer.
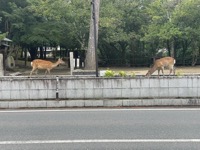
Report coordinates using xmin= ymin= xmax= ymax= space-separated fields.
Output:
xmin=146 ymin=57 xmax=176 ymax=76
xmin=30 ymin=58 xmax=65 ymax=77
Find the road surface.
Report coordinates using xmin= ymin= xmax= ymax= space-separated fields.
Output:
xmin=0 ymin=108 xmax=200 ymax=149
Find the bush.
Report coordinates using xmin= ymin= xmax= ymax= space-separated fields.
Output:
xmin=131 ymin=72 xmax=136 ymax=78
xmin=104 ymin=69 xmax=115 ymax=77
xmin=176 ymin=70 xmax=183 ymax=77
xmin=118 ymin=71 xmax=127 ymax=77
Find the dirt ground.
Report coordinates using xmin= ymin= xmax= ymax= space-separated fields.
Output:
xmin=5 ymin=60 xmax=200 ymax=76
xmin=104 ymin=66 xmax=200 ymax=76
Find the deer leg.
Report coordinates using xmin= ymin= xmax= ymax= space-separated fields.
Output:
xmin=158 ymin=69 xmax=160 ymax=76
xmin=169 ymin=69 xmax=172 ymax=75
xmin=30 ymin=68 xmax=36 ymax=77
xmin=45 ymin=70 xmax=48 ymax=76
xmin=44 ymin=69 xmax=51 ymax=76
xmin=173 ymin=67 xmax=176 ymax=75
xmin=30 ymin=70 xmax=33 ymax=77
xmin=161 ymin=67 xmax=164 ymax=76
xmin=47 ymin=69 xmax=51 ymax=75
xmin=35 ymin=69 xmax=38 ymax=75
xmin=169 ymin=65 xmax=174 ymax=76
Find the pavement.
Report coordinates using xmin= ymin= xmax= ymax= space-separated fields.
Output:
xmin=1 ymin=98 xmax=200 ymax=109
xmin=1 ymin=108 xmax=200 ymax=149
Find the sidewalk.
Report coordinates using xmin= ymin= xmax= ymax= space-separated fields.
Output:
xmin=1 ymin=98 xmax=200 ymax=109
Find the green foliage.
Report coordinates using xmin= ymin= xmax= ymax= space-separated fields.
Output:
xmin=118 ymin=71 xmax=127 ymax=77
xmin=104 ymin=69 xmax=115 ymax=77
xmin=131 ymin=72 xmax=136 ymax=78
xmin=0 ymin=0 xmax=200 ymax=66
xmin=176 ymin=70 xmax=183 ymax=77
xmin=143 ymin=0 xmax=182 ymax=42
xmin=0 ymin=32 xmax=7 ymax=40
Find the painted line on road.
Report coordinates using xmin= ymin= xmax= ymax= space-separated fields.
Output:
xmin=1 ymin=139 xmax=200 ymax=145
xmin=1 ymin=108 xmax=200 ymax=113
xmin=0 ymin=108 xmax=200 ymax=113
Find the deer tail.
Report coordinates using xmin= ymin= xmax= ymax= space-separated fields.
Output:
xmin=174 ymin=59 xmax=176 ymax=64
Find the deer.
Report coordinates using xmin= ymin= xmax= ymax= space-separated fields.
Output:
xmin=30 ymin=58 xmax=65 ymax=77
xmin=146 ymin=57 xmax=176 ymax=77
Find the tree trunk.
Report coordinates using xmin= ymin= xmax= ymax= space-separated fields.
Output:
xmin=44 ymin=46 xmax=47 ymax=59
xmin=39 ymin=46 xmax=44 ymax=59
xmin=29 ymin=46 xmax=37 ymax=61
xmin=181 ymin=40 xmax=188 ymax=66
xmin=130 ymin=40 xmax=137 ymax=67
xmin=85 ymin=0 xmax=100 ymax=70
xmin=191 ymin=42 xmax=199 ymax=66
xmin=119 ymin=42 xmax=128 ymax=66
xmin=170 ymin=39 xmax=175 ymax=58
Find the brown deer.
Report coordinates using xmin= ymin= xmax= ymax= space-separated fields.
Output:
xmin=30 ymin=58 xmax=65 ymax=77
xmin=146 ymin=57 xmax=176 ymax=76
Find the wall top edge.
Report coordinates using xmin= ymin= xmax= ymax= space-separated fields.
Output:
xmin=0 ymin=75 xmax=200 ymax=80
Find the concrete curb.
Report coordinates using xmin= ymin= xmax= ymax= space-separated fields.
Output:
xmin=1 ymin=99 xmax=200 ymax=109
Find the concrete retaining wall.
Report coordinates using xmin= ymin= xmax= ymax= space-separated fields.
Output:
xmin=0 ymin=54 xmax=4 ymax=76
xmin=1 ymin=76 xmax=199 ymax=100
xmin=0 ymin=76 xmax=200 ymax=108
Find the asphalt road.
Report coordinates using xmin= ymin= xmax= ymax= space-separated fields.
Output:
xmin=0 ymin=108 xmax=200 ymax=150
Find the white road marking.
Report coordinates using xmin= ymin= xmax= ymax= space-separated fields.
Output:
xmin=0 ymin=139 xmax=200 ymax=145
xmin=0 ymin=108 xmax=200 ymax=113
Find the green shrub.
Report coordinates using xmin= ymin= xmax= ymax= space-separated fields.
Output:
xmin=131 ymin=72 xmax=136 ymax=78
xmin=104 ymin=69 xmax=115 ymax=77
xmin=118 ymin=71 xmax=127 ymax=77
xmin=176 ymin=70 xmax=183 ymax=77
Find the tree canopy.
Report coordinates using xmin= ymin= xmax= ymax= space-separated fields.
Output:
xmin=0 ymin=0 xmax=200 ymax=66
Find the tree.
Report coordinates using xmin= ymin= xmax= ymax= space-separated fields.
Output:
xmin=173 ymin=0 xmax=200 ymax=65
xmin=27 ymin=0 xmax=91 ymax=56
xmin=143 ymin=0 xmax=182 ymax=58
xmin=1 ymin=0 xmax=200 ymax=68
xmin=0 ymin=17 xmax=5 ymax=40
xmin=98 ymin=0 xmax=150 ymax=66
xmin=85 ymin=0 xmax=100 ymax=70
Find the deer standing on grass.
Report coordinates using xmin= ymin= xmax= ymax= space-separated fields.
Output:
xmin=146 ymin=57 xmax=176 ymax=76
xmin=30 ymin=58 xmax=65 ymax=77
